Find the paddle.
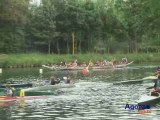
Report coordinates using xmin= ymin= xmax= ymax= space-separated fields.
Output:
xmin=146 ymin=86 xmax=154 ymax=89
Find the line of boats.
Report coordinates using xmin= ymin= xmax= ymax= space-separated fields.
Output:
xmin=42 ymin=61 xmax=134 ymax=70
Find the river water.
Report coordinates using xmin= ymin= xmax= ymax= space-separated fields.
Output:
xmin=0 ymin=65 xmax=160 ymax=120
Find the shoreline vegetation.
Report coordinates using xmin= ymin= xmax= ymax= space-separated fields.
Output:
xmin=0 ymin=53 xmax=159 ymax=68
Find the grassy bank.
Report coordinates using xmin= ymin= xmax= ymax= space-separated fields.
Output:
xmin=0 ymin=53 xmax=159 ymax=68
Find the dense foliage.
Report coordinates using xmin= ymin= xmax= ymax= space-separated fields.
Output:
xmin=0 ymin=0 xmax=159 ymax=54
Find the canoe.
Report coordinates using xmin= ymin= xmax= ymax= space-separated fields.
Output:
xmin=113 ymin=79 xmax=155 ymax=85
xmin=42 ymin=61 xmax=134 ymax=71
xmin=0 ymin=96 xmax=46 ymax=102
xmin=113 ymin=75 xmax=156 ymax=85
xmin=22 ymin=83 xmax=75 ymax=92
xmin=137 ymin=95 xmax=160 ymax=105
xmin=0 ymin=96 xmax=18 ymax=102
xmin=59 ymin=67 xmax=84 ymax=70
xmin=0 ymin=83 xmax=33 ymax=88
xmin=15 ymin=91 xmax=54 ymax=96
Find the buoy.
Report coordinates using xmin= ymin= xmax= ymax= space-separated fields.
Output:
xmin=82 ymin=68 xmax=89 ymax=75
xmin=0 ymin=68 xmax=2 ymax=73
xmin=39 ymin=69 xmax=43 ymax=74
xmin=20 ymin=90 xmax=25 ymax=97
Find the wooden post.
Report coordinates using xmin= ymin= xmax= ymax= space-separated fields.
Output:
xmin=72 ymin=32 xmax=75 ymax=55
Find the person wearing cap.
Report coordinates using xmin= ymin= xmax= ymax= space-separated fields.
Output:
xmin=5 ymin=84 xmax=13 ymax=97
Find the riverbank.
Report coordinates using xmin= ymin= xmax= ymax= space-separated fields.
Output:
xmin=0 ymin=53 xmax=159 ymax=68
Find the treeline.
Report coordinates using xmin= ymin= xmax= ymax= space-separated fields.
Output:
xmin=0 ymin=0 xmax=160 ymax=54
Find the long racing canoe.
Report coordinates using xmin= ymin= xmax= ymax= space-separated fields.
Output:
xmin=42 ymin=61 xmax=133 ymax=71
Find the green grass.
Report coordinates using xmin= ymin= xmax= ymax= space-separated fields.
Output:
xmin=0 ymin=53 xmax=159 ymax=68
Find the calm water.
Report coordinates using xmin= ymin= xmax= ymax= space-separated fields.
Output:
xmin=0 ymin=65 xmax=160 ymax=120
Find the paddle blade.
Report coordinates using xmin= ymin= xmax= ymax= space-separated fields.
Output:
xmin=142 ymin=76 xmax=157 ymax=80
xmin=146 ymin=86 xmax=154 ymax=89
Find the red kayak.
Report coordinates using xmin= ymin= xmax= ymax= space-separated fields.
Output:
xmin=0 ymin=96 xmax=46 ymax=102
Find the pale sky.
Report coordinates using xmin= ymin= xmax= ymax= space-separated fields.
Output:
xmin=30 ymin=0 xmax=41 ymax=6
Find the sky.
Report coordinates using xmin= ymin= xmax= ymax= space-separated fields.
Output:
xmin=30 ymin=0 xmax=41 ymax=6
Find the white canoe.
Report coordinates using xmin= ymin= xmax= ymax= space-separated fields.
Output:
xmin=137 ymin=95 xmax=160 ymax=105
xmin=22 ymin=84 xmax=75 ymax=92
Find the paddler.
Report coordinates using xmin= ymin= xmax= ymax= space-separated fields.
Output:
xmin=154 ymin=67 xmax=160 ymax=88
xmin=5 ymin=84 xmax=13 ymax=97
xmin=50 ymin=76 xmax=60 ymax=85
xmin=151 ymin=67 xmax=160 ymax=96
xmin=63 ymin=76 xmax=71 ymax=84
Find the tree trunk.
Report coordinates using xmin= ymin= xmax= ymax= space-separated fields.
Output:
xmin=78 ymin=39 xmax=82 ymax=53
xmin=56 ymin=40 xmax=60 ymax=54
xmin=67 ymin=39 xmax=70 ymax=54
xmin=48 ymin=41 xmax=51 ymax=54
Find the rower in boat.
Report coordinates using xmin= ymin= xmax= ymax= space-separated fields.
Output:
xmin=63 ymin=76 xmax=71 ymax=84
xmin=80 ymin=62 xmax=87 ymax=67
xmin=151 ymin=67 xmax=160 ymax=96
xmin=106 ymin=58 xmax=115 ymax=68
xmin=50 ymin=76 xmax=60 ymax=85
xmin=65 ymin=60 xmax=78 ymax=68
xmin=121 ymin=57 xmax=128 ymax=64
xmin=5 ymin=84 xmax=15 ymax=97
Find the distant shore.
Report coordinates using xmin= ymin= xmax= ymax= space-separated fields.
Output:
xmin=0 ymin=53 xmax=159 ymax=68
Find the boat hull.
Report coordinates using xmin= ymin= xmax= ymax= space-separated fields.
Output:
xmin=0 ymin=96 xmax=46 ymax=102
xmin=137 ymin=95 xmax=160 ymax=106
xmin=0 ymin=83 xmax=32 ymax=88
xmin=22 ymin=84 xmax=75 ymax=92
xmin=15 ymin=91 xmax=54 ymax=96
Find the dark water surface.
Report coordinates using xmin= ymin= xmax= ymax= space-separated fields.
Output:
xmin=0 ymin=65 xmax=160 ymax=120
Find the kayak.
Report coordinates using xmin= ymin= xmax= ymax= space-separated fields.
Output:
xmin=0 ymin=96 xmax=46 ymax=102
xmin=137 ymin=95 xmax=160 ymax=105
xmin=0 ymin=83 xmax=33 ymax=88
xmin=113 ymin=79 xmax=155 ymax=85
xmin=22 ymin=83 xmax=75 ymax=92
xmin=0 ymin=97 xmax=17 ymax=102
xmin=15 ymin=91 xmax=54 ymax=96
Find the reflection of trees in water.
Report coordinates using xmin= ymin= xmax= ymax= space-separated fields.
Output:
xmin=41 ymin=66 xmax=157 ymax=83
xmin=0 ymin=105 xmax=12 ymax=119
